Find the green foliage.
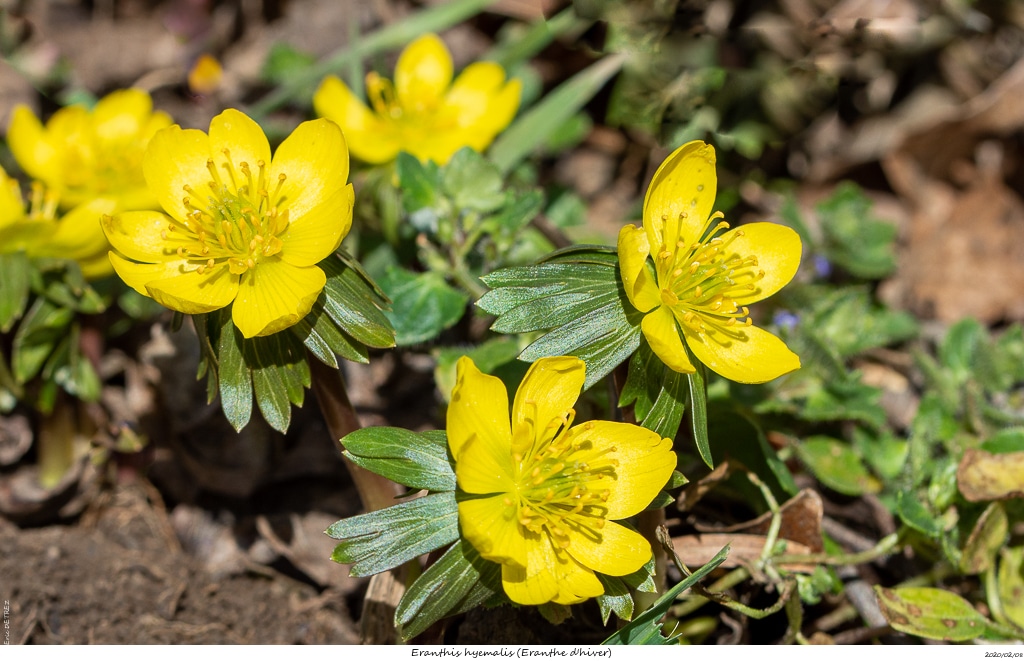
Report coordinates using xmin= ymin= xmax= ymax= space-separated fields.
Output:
xmin=195 ymin=251 xmax=394 ymax=433
xmin=396 ymin=539 xmax=502 ymax=640
xmin=603 ymin=545 xmax=730 ymax=645
xmin=379 ymin=267 xmax=468 ymax=346
xmin=478 ymin=245 xmax=643 ymax=390
xmin=342 ymin=427 xmax=455 ymax=492
xmin=815 ymin=183 xmax=898 ymax=279
xmin=874 ymin=586 xmax=1020 ymax=641
xmin=328 ymin=491 xmax=460 ymax=577
xmin=0 ymin=255 xmax=107 ymax=410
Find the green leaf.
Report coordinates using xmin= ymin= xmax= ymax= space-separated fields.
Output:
xmin=396 ymin=151 xmax=442 ymax=213
xmin=320 ymin=252 xmax=395 ymax=350
xmin=998 ymin=546 xmax=1024 ymax=630
xmin=216 ymin=309 xmax=253 ymax=432
xmin=341 ymin=427 xmax=456 ymax=492
xmin=261 ymin=42 xmax=315 ymax=85
xmin=298 ymin=302 xmax=370 ymax=366
xmin=247 ymin=330 xmax=307 ymax=433
xmin=875 ymin=586 xmax=1000 ymax=641
xmin=796 ymin=436 xmax=881 ymax=496
xmin=47 ymin=324 xmax=101 ymax=402
xmin=490 ymin=54 xmax=626 ymax=174
xmin=896 ymin=490 xmax=943 ymax=538
xmin=327 ymin=492 xmax=459 ymax=577
xmin=959 ymin=502 xmax=1007 ymax=575
xmin=619 ymin=342 xmax=686 ymax=441
xmin=443 ymin=148 xmax=505 ymax=212
xmin=687 ymin=365 xmax=710 ymax=468
xmin=396 ymin=539 xmax=502 ymax=640
xmin=603 ymin=545 xmax=730 ymax=645
xmin=479 ymin=246 xmax=642 ymax=390
xmin=817 ymin=182 xmax=898 ymax=279
xmin=940 ymin=317 xmax=985 ymax=382
xmin=12 ymin=297 xmax=74 ymax=383
xmin=0 ymin=252 xmax=31 ymax=332
xmin=380 ymin=267 xmax=468 ymax=346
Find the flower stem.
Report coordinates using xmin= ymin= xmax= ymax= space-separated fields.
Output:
xmin=37 ymin=392 xmax=76 ymax=489
xmin=307 ymin=354 xmax=403 ymax=512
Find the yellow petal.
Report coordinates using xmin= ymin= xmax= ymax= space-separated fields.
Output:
xmin=108 ymin=252 xmax=183 ymax=297
xmin=145 ymin=262 xmax=238 ymax=314
xmin=209 ymin=109 xmax=272 ymax=179
xmin=502 ymin=535 xmax=602 ymax=606
xmin=447 ymin=356 xmax=511 ymax=459
xmin=566 ymin=521 xmax=652 ymax=577
xmin=501 ymin=557 xmax=557 ymax=606
xmin=48 ymin=198 xmax=118 ymax=261
xmin=445 ymin=62 xmax=513 ymax=128
xmin=684 ymin=322 xmax=800 ymax=384
xmin=566 ymin=420 xmax=675 ymax=520
xmin=395 ymin=34 xmax=453 ymax=111
xmin=271 ymin=119 xmax=353 ymax=262
xmin=455 ymin=430 xmax=516 ymax=495
xmin=459 ymin=494 xmax=527 ymax=569
xmin=7 ymin=105 xmax=57 ymax=181
xmin=641 ymin=306 xmax=695 ymax=373
xmin=231 ymin=258 xmax=325 ymax=338
xmin=313 ymin=76 xmax=400 ymax=164
xmin=77 ymin=254 xmax=115 ymax=280
xmin=723 ymin=223 xmax=802 ymax=306
xmin=279 ymin=184 xmax=354 ymax=266
xmin=92 ymin=88 xmax=152 ymax=144
xmin=510 ymin=356 xmax=585 ymax=446
xmin=0 ymin=167 xmax=24 ymax=228
xmin=143 ymin=125 xmax=214 ymax=221
xmin=617 ymin=224 xmax=660 ymax=313
xmin=102 ymin=210 xmax=174 ymax=263
xmin=643 ymin=140 xmax=716 ymax=252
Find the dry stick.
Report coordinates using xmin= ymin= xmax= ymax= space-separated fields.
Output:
xmin=307 ymin=354 xmax=403 ymax=511
xmin=307 ymin=354 xmax=406 ymax=644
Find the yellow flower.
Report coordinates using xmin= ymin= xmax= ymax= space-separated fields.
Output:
xmin=618 ymin=141 xmax=802 ymax=383
xmin=101 ymin=109 xmax=355 ymax=338
xmin=313 ymin=33 xmax=521 ymax=165
xmin=448 ymin=356 xmax=676 ymax=605
xmin=7 ymin=89 xmax=172 ymax=210
xmin=0 ymin=166 xmax=116 ymax=278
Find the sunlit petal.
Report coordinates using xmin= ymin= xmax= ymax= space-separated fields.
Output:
xmin=231 ymin=258 xmax=325 ymax=338
xmin=511 ymin=356 xmax=585 ymax=443
xmin=395 ymin=34 xmax=453 ymax=110
xmin=684 ymin=322 xmax=800 ymax=384
xmin=617 ymin=224 xmax=660 ymax=313
xmin=723 ymin=223 xmax=802 ymax=306
xmin=566 ymin=521 xmax=652 ymax=577
xmin=459 ymin=494 xmax=527 ymax=569
xmin=643 ymin=140 xmax=716 ymax=251
xmin=641 ymin=306 xmax=696 ymax=374
xmin=447 ymin=356 xmax=511 ymax=459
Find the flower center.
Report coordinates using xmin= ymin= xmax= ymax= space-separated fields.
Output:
xmin=365 ymin=72 xmax=456 ymax=132
xmin=160 ymin=151 xmax=289 ymax=276
xmin=26 ymin=182 xmax=60 ymax=223
xmin=654 ymin=211 xmax=765 ymax=335
xmin=506 ymin=403 xmax=619 ymax=549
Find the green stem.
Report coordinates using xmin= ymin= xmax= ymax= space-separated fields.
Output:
xmin=774 ymin=532 xmax=901 ymax=567
xmin=307 ymin=354 xmax=403 ymax=512
xmin=248 ymin=0 xmax=498 ymax=118
xmin=37 ymin=392 xmax=76 ymax=489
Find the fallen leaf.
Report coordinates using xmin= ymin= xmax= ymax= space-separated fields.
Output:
xmin=957 ymin=448 xmax=1024 ymax=502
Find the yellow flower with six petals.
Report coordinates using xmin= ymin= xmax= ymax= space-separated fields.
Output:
xmin=7 ymin=89 xmax=172 ymax=210
xmin=0 ymin=166 xmax=116 ymax=279
xmin=313 ymin=33 xmax=521 ymax=165
xmin=102 ymin=109 xmax=355 ymax=338
xmin=617 ymin=141 xmax=802 ymax=383
xmin=448 ymin=355 xmax=676 ymax=605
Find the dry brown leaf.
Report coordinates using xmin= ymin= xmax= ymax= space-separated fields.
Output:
xmin=671 ymin=533 xmax=817 ymax=573
xmin=957 ymin=448 xmax=1024 ymax=502
xmin=700 ymin=489 xmax=825 ymax=554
